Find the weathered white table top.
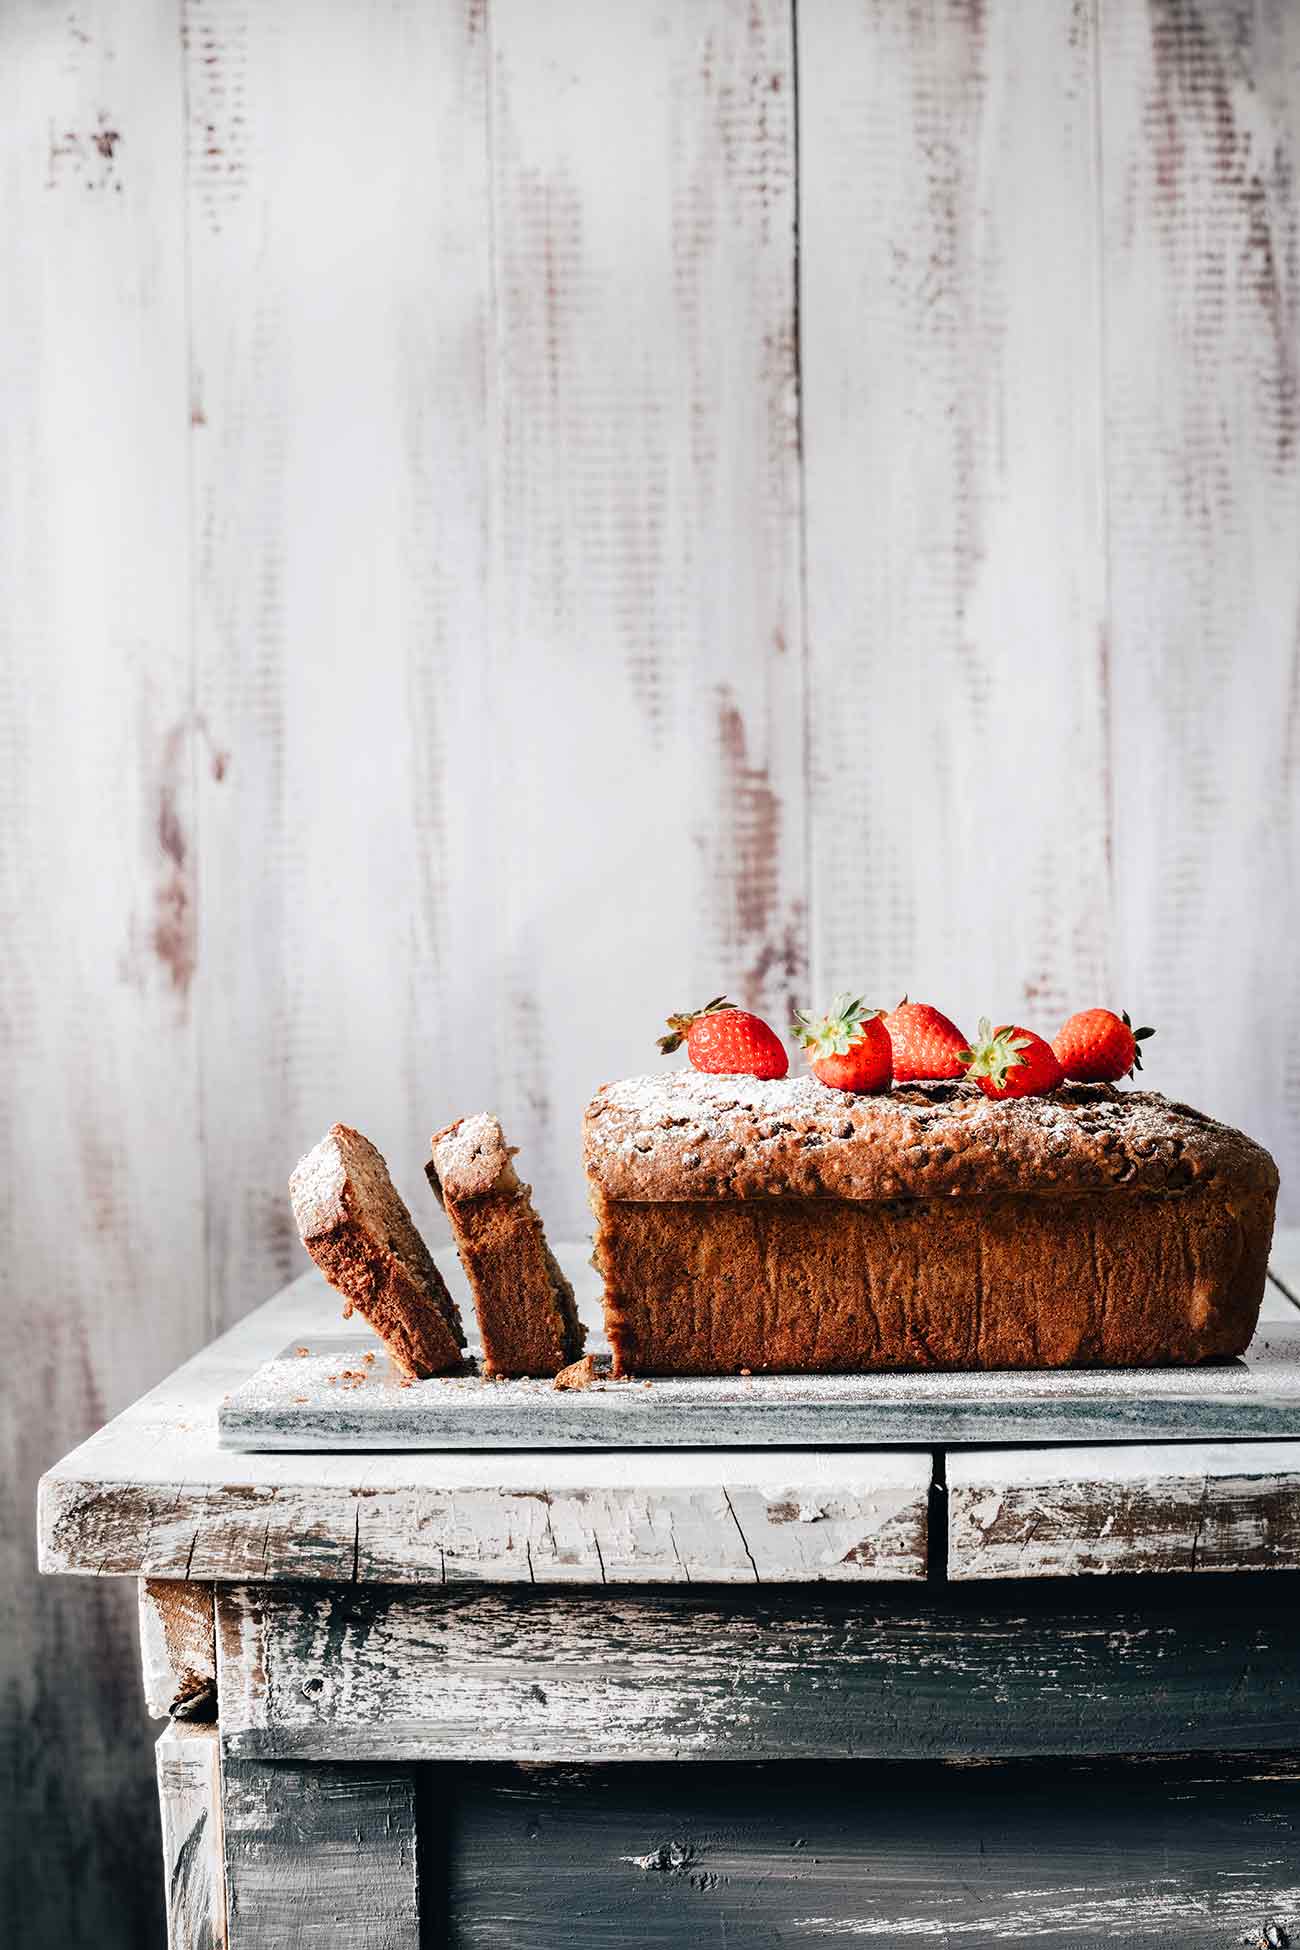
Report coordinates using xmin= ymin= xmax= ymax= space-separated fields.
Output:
xmin=38 ymin=1232 xmax=1300 ymax=1586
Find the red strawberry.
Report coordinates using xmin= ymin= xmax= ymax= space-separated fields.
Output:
xmin=1053 ymin=1008 xmax=1155 ymax=1083
xmin=881 ymin=999 xmax=968 ymax=1082
xmin=959 ymin=1017 xmax=1063 ymax=1100
xmin=791 ymin=993 xmax=893 ymax=1094
xmin=657 ymin=994 xmax=788 ymax=1080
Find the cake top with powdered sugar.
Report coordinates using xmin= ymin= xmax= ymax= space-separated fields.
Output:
xmin=584 ymin=1072 xmax=1277 ymax=1205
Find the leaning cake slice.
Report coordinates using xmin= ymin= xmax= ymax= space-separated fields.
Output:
xmin=289 ymin=1123 xmax=465 ymax=1378
xmin=428 ymin=1113 xmax=585 ymax=1378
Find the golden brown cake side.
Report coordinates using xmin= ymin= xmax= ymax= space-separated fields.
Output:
xmin=428 ymin=1113 xmax=585 ymax=1379
xmin=585 ymin=1078 xmax=1279 ymax=1377
xmin=289 ymin=1124 xmax=465 ymax=1379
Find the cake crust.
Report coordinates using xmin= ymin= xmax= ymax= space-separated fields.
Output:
xmin=289 ymin=1124 xmax=465 ymax=1379
xmin=585 ymin=1077 xmax=1278 ymax=1377
xmin=428 ymin=1113 xmax=585 ymax=1379
xmin=585 ymin=1074 xmax=1278 ymax=1205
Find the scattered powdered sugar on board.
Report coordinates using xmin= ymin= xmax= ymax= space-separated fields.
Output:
xmin=219 ymin=1317 xmax=1300 ymax=1451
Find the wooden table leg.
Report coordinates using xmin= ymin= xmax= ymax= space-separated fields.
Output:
xmin=156 ymin=1722 xmax=227 ymax=1950
xmin=220 ymin=1755 xmax=420 ymax=1949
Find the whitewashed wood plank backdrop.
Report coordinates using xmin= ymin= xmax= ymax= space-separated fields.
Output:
xmin=2 ymin=1 xmax=1298 ymax=1944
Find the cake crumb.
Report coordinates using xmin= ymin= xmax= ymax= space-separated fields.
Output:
xmin=295 ymin=1346 xmax=309 ymax=1357
xmin=553 ymin=1354 xmax=598 ymax=1392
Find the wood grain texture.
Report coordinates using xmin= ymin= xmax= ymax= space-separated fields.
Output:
xmin=484 ymin=0 xmax=805 ymax=1231
xmin=221 ymin=1755 xmax=418 ymax=1949
xmin=0 ymin=2 xmax=199 ymax=1945
xmin=1102 ymin=0 xmax=1300 ymax=1199
xmin=215 ymin=1576 xmax=1300 ymax=1763
xmin=799 ymin=0 xmax=1111 ymax=1025
xmin=442 ymin=1753 xmax=1300 ymax=1949
xmin=156 ymin=1722 xmax=226 ymax=1950
xmin=187 ymin=0 xmax=495 ymax=1327
xmin=39 ymin=1274 xmax=928 ymax=1583
xmin=949 ymin=1438 xmax=1300 ymax=1580
xmin=140 ymin=1582 xmax=218 ymax=1721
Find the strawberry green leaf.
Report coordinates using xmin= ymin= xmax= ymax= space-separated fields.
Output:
xmin=792 ymin=994 xmax=881 ymax=1059
xmin=961 ymin=1016 xmax=1031 ymax=1089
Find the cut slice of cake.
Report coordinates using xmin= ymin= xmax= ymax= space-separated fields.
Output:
xmin=427 ymin=1113 xmax=585 ymax=1378
xmin=289 ymin=1124 xmax=465 ymax=1379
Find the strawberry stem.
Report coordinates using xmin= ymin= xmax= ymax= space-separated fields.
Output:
xmin=958 ymin=1016 xmax=1031 ymax=1089
xmin=656 ymin=995 xmax=732 ymax=1054
xmin=791 ymin=992 xmax=881 ymax=1059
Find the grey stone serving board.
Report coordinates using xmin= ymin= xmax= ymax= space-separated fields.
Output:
xmin=219 ymin=1273 xmax=1300 ymax=1451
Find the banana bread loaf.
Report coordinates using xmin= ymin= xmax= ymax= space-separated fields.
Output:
xmin=428 ymin=1113 xmax=585 ymax=1378
xmin=584 ymin=1075 xmax=1278 ymax=1376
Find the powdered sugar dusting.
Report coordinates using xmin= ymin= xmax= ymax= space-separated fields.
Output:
xmin=597 ymin=1070 xmax=846 ymax=1127
xmin=433 ymin=1112 xmax=502 ymax=1177
xmin=584 ymin=1072 xmax=1275 ymax=1206
xmin=288 ymin=1125 xmax=353 ymax=1238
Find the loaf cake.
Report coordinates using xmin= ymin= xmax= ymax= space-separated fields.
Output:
xmin=585 ymin=1075 xmax=1278 ymax=1375
xmin=290 ymin=1124 xmax=465 ymax=1378
xmin=428 ymin=1113 xmax=585 ymax=1378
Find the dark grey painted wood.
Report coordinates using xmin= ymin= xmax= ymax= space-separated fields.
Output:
xmin=218 ymin=1574 xmax=1300 ymax=1764
xmin=221 ymin=1756 xmax=419 ymax=1949
xmin=219 ymin=1318 xmax=1300 ymax=1452
xmin=436 ymin=1752 xmax=1300 ymax=1948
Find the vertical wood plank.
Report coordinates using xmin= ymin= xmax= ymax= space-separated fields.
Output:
xmin=186 ymin=0 xmax=495 ymax=1320
xmin=799 ymin=0 xmax=1111 ymax=1031
xmin=157 ymin=1722 xmax=227 ymax=1950
xmin=222 ymin=1755 xmax=419 ymax=1949
xmin=1101 ymin=0 xmax=1300 ymax=1220
xmin=0 ymin=3 xmax=197 ymax=1945
xmin=485 ymin=0 xmax=805 ymax=1227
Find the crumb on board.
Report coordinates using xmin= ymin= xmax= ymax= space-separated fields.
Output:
xmin=553 ymin=1354 xmax=598 ymax=1392
xmin=362 ymin=1351 xmax=375 ymax=1365
xmin=295 ymin=1346 xmax=309 ymax=1357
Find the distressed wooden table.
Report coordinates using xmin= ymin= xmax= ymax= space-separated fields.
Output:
xmin=40 ymin=1236 xmax=1300 ymax=1948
